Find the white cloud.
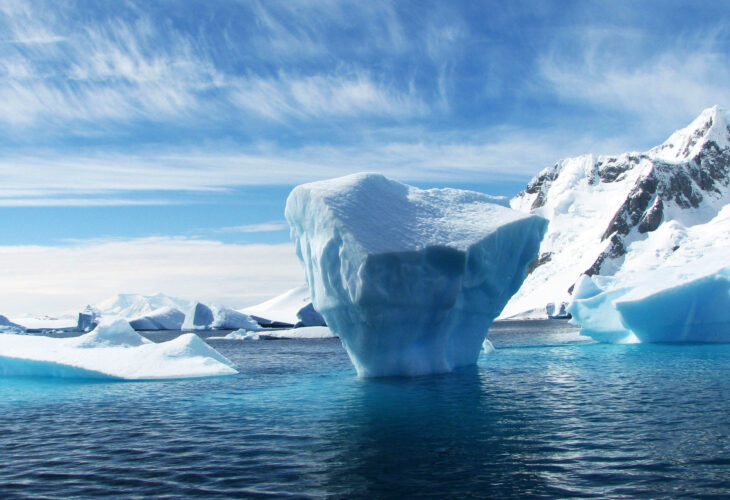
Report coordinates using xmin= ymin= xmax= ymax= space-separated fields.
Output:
xmin=215 ymin=221 xmax=289 ymax=233
xmin=0 ymin=197 xmax=177 ymax=207
xmin=0 ymin=237 xmax=304 ymax=316
xmin=539 ymin=27 xmax=730 ymax=132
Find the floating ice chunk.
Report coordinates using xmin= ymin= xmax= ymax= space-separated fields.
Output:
xmin=0 ymin=319 xmax=238 ymax=380
xmin=568 ymin=288 xmax=636 ymax=343
xmin=285 ymin=173 xmax=547 ymax=376
xmin=0 ymin=315 xmax=25 ymax=334
xmin=615 ymin=268 xmax=730 ymax=343
xmin=129 ymin=306 xmax=185 ymax=330
xmin=182 ymin=302 xmax=215 ymax=330
xmin=482 ymin=338 xmax=495 ymax=354
xmin=183 ymin=303 xmax=260 ymax=330
xmin=295 ymin=303 xmax=326 ymax=327
xmin=242 ymin=285 xmax=325 ymax=327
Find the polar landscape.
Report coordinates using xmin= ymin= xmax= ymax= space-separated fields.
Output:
xmin=2 ymin=2 xmax=730 ymax=498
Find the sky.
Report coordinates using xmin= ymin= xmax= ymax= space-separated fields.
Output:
xmin=1 ymin=0 xmax=729 ymax=315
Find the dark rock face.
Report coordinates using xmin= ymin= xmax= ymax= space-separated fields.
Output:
xmin=585 ymin=140 xmax=730 ymax=276
xmin=526 ymin=252 xmax=553 ymax=276
xmin=524 ymin=166 xmax=559 ymax=210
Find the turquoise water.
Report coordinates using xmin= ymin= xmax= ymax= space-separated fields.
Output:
xmin=1 ymin=321 xmax=729 ymax=498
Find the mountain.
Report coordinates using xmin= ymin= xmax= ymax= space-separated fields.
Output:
xmin=501 ymin=106 xmax=730 ymax=318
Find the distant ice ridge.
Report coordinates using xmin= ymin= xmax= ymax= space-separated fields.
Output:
xmin=241 ymin=285 xmax=326 ymax=327
xmin=182 ymin=302 xmax=261 ymax=331
xmin=286 ymin=173 xmax=547 ymax=377
xmin=503 ymin=106 xmax=730 ymax=319
xmin=78 ymin=293 xmax=191 ymax=331
xmin=0 ymin=315 xmax=25 ymax=334
xmin=0 ymin=319 xmax=238 ymax=379
xmin=215 ymin=326 xmax=335 ymax=340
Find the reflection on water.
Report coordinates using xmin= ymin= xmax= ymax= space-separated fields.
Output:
xmin=1 ymin=320 xmax=729 ymax=498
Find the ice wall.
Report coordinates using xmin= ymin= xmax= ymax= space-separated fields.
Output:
xmin=285 ymin=173 xmax=547 ymax=376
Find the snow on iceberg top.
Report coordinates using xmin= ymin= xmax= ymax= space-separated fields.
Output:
xmin=286 ymin=173 xmax=535 ymax=254
xmin=0 ymin=319 xmax=238 ymax=380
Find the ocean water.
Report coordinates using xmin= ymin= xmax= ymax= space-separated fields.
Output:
xmin=1 ymin=320 xmax=729 ymax=498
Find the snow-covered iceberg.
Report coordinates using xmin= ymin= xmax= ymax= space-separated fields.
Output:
xmin=129 ymin=306 xmax=185 ymax=330
xmin=0 ymin=319 xmax=238 ymax=380
xmin=242 ymin=285 xmax=326 ymax=327
xmin=182 ymin=303 xmax=260 ymax=331
xmin=0 ymin=315 xmax=25 ymax=334
xmin=285 ymin=173 xmax=547 ymax=377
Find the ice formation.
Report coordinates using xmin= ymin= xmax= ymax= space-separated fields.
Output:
xmin=215 ymin=326 xmax=335 ymax=340
xmin=285 ymin=173 xmax=547 ymax=376
xmin=0 ymin=319 xmax=238 ymax=379
xmin=242 ymin=285 xmax=326 ymax=327
xmin=0 ymin=315 xmax=25 ymax=334
xmin=182 ymin=303 xmax=260 ymax=331
xmin=569 ymin=201 xmax=730 ymax=343
xmin=503 ymin=106 xmax=730 ymax=319
xmin=129 ymin=306 xmax=185 ymax=330
xmin=78 ymin=293 xmax=190 ymax=331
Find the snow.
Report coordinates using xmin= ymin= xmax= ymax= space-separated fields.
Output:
xmin=286 ymin=172 xmax=547 ymax=377
xmin=9 ymin=315 xmax=77 ymax=331
xmin=129 ymin=306 xmax=185 ymax=330
xmin=0 ymin=319 xmax=238 ymax=379
xmin=182 ymin=302 xmax=260 ymax=331
xmin=214 ymin=326 xmax=336 ymax=340
xmin=504 ymin=106 xmax=730 ymax=318
xmin=0 ymin=315 xmax=25 ymax=334
xmin=241 ymin=285 xmax=325 ymax=327
xmin=569 ymin=211 xmax=730 ymax=343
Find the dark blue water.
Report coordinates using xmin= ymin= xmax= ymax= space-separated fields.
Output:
xmin=1 ymin=321 xmax=729 ymax=498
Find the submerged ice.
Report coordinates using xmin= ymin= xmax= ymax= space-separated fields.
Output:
xmin=0 ymin=319 xmax=238 ymax=380
xmin=285 ymin=173 xmax=547 ymax=376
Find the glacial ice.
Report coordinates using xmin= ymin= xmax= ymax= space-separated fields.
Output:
xmin=285 ymin=173 xmax=547 ymax=376
xmin=569 ymin=266 xmax=730 ymax=344
xmin=129 ymin=306 xmax=185 ymax=330
xmin=0 ymin=319 xmax=238 ymax=379
xmin=0 ymin=315 xmax=25 ymax=334
xmin=242 ymin=285 xmax=326 ymax=327
xmin=182 ymin=302 xmax=260 ymax=331
xmin=215 ymin=326 xmax=336 ymax=340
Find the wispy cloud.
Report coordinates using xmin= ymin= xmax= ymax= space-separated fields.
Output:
xmin=0 ymin=237 xmax=304 ymax=315
xmin=538 ymin=26 xmax=730 ymax=132
xmin=0 ymin=197 xmax=178 ymax=207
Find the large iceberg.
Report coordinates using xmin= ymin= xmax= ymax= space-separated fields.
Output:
xmin=285 ymin=173 xmax=547 ymax=376
xmin=0 ymin=319 xmax=238 ymax=380
xmin=78 ymin=293 xmax=190 ymax=331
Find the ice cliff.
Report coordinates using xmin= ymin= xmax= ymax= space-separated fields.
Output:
xmin=285 ymin=173 xmax=547 ymax=376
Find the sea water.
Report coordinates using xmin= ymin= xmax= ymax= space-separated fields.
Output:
xmin=1 ymin=321 xmax=729 ymax=498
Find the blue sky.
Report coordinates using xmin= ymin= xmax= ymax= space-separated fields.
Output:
xmin=1 ymin=0 xmax=729 ymax=314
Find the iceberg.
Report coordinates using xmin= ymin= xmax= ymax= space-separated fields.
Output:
xmin=285 ymin=173 xmax=547 ymax=376
xmin=569 ymin=266 xmax=730 ymax=344
xmin=614 ymin=268 xmax=730 ymax=343
xmin=0 ymin=315 xmax=25 ymax=334
xmin=0 ymin=319 xmax=238 ymax=379
xmin=182 ymin=302 xmax=260 ymax=331
xmin=242 ymin=285 xmax=326 ymax=327
xmin=129 ymin=306 xmax=185 ymax=330
xmin=215 ymin=326 xmax=336 ymax=340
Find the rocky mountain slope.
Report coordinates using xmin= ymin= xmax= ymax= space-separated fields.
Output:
xmin=501 ymin=105 xmax=730 ymax=318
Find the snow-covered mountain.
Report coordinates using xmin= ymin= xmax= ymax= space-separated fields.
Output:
xmin=502 ymin=105 xmax=730 ymax=318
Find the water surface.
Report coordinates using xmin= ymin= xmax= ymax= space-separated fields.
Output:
xmin=1 ymin=321 xmax=729 ymax=498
